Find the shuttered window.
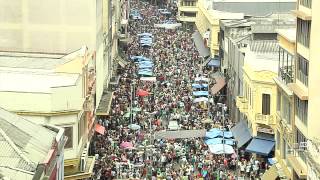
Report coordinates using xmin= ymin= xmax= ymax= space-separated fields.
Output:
xmin=262 ymin=94 xmax=271 ymax=115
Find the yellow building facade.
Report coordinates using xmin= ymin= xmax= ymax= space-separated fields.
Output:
xmin=242 ymin=64 xmax=277 ymax=137
xmin=287 ymin=0 xmax=320 ymax=179
xmin=177 ymin=0 xmax=198 ymax=30
xmin=194 ymin=0 xmax=243 ymax=57
xmin=274 ymin=28 xmax=296 ymax=179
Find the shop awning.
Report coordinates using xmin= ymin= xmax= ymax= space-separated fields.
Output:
xmin=95 ymin=124 xmax=105 ymax=135
xmin=245 ymin=138 xmax=275 ymax=156
xmin=211 ymin=77 xmax=226 ymax=95
xmin=96 ymin=91 xmax=114 ymax=116
xmin=207 ymin=58 xmax=220 ymax=67
xmin=192 ymin=31 xmax=210 ymax=58
xmin=261 ymin=165 xmax=278 ymax=180
xmin=64 ymin=156 xmax=96 ymax=180
xmin=231 ymin=120 xmax=252 ymax=148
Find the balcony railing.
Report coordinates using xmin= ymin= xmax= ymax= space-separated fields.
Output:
xmin=236 ymin=96 xmax=248 ymax=113
xmin=255 ymin=113 xmax=275 ymax=125
xmin=279 ymin=66 xmax=293 ymax=84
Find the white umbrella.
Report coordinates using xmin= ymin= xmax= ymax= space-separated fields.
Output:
xmin=128 ymin=124 xmax=141 ymax=130
xmin=193 ymin=97 xmax=209 ymax=103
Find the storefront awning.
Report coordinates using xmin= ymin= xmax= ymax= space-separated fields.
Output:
xmin=261 ymin=165 xmax=278 ymax=180
xmin=211 ymin=77 xmax=226 ymax=95
xmin=192 ymin=31 xmax=210 ymax=58
xmin=231 ymin=120 xmax=252 ymax=148
xmin=245 ymin=138 xmax=275 ymax=156
xmin=96 ymin=91 xmax=114 ymax=116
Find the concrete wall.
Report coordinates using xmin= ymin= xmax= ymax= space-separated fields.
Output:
xmin=0 ymin=0 xmax=96 ymax=53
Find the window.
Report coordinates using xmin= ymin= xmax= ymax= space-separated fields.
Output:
xmin=282 ymin=139 xmax=287 ymax=159
xmin=295 ymin=96 xmax=308 ymax=125
xmin=296 ymin=129 xmax=307 ymax=163
xmin=278 ymin=47 xmax=294 ymax=84
xmin=297 ymin=18 xmax=311 ymax=48
xmin=182 ymin=12 xmax=196 ymax=17
xmin=297 ymin=54 xmax=309 ymax=87
xmin=64 ymin=126 xmax=73 ymax=149
xmin=276 ymin=130 xmax=280 ymax=150
xmin=277 ymin=89 xmax=281 ymax=112
xmin=281 ymin=96 xmax=291 ymax=125
xmin=78 ymin=113 xmax=86 ymax=144
xmin=262 ymin=94 xmax=271 ymax=115
xmin=300 ymin=0 xmax=312 ymax=8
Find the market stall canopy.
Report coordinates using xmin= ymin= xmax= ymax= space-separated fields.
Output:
xmin=137 ymin=89 xmax=149 ymax=96
xmin=205 ymin=138 xmax=235 ymax=145
xmin=140 ymin=77 xmax=157 ymax=82
xmin=192 ymin=84 xmax=208 ymax=89
xmin=206 ymin=128 xmax=233 ymax=139
xmin=138 ymin=33 xmax=153 ymax=37
xmin=208 ymin=144 xmax=235 ymax=154
xmin=120 ymin=142 xmax=134 ymax=149
xmin=154 ymin=23 xmax=182 ymax=29
xmin=154 ymin=129 xmax=206 ymax=139
xmin=192 ymin=31 xmax=210 ymax=58
xmin=193 ymin=91 xmax=209 ymax=96
xmin=201 ymin=118 xmax=213 ymax=123
xmin=168 ymin=121 xmax=179 ymax=130
xmin=95 ymin=124 xmax=106 ymax=135
xmin=193 ymin=97 xmax=209 ymax=103
xmin=194 ymin=77 xmax=210 ymax=82
xmin=128 ymin=124 xmax=141 ymax=130
xmin=138 ymin=71 xmax=153 ymax=76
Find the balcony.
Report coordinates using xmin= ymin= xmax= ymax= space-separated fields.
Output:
xmin=177 ymin=15 xmax=196 ymax=22
xmin=236 ymin=96 xmax=248 ymax=114
xmin=179 ymin=6 xmax=198 ymax=12
xmin=278 ymin=66 xmax=294 ymax=84
xmin=255 ymin=113 xmax=276 ymax=125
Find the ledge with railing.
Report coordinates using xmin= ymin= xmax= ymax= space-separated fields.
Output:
xmin=255 ymin=113 xmax=275 ymax=125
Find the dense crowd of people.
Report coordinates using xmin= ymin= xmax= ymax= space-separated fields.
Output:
xmin=90 ymin=0 xmax=270 ymax=179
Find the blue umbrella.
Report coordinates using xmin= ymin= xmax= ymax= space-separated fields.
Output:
xmin=192 ymin=84 xmax=208 ymax=88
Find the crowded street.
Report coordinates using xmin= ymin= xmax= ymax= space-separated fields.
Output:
xmin=90 ymin=1 xmax=270 ymax=179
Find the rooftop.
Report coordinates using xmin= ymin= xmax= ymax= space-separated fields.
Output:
xmin=0 ymin=70 xmax=80 ymax=93
xmin=0 ymin=107 xmax=58 ymax=178
xmin=276 ymin=28 xmax=296 ymax=42
xmin=244 ymin=40 xmax=279 ymax=73
xmin=0 ymin=46 xmax=87 ymax=70
xmin=211 ymin=0 xmax=296 ymax=16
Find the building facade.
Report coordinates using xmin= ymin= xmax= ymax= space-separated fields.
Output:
xmin=0 ymin=107 xmax=65 ymax=180
xmin=287 ymin=0 xmax=320 ymax=179
xmin=274 ymin=28 xmax=296 ymax=179
xmin=177 ymin=0 xmax=198 ymax=30
xmin=0 ymin=47 xmax=96 ymax=179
